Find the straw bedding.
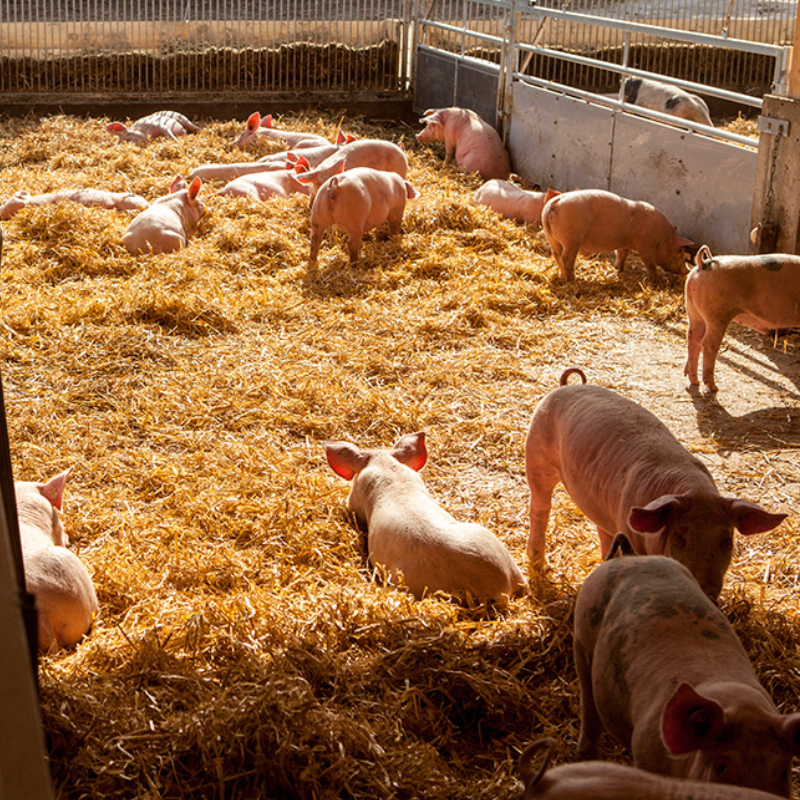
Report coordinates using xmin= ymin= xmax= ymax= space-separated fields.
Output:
xmin=1 ymin=110 xmax=799 ymax=799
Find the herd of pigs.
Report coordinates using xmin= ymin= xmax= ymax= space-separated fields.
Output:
xmin=6 ymin=81 xmax=800 ymax=798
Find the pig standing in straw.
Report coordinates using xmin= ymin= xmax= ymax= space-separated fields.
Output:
xmin=573 ymin=552 xmax=800 ymax=795
xmin=685 ymin=246 xmax=800 ymax=392
xmin=524 ymin=368 xmax=785 ymax=600
xmin=16 ymin=469 xmax=99 ymax=654
xmin=122 ymin=176 xmax=206 ymax=255
xmin=325 ymin=432 xmax=527 ymax=605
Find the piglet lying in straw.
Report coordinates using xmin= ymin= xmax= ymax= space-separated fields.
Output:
xmin=416 ymin=106 xmax=511 ymax=181
xmin=122 ymin=176 xmax=206 ymax=255
xmin=622 ymin=77 xmax=714 ymax=127
xmin=16 ymin=469 xmax=99 ymax=654
xmin=525 ymin=368 xmax=785 ymax=600
xmin=518 ymin=737 xmax=787 ymax=800
xmin=232 ymin=112 xmax=330 ymax=150
xmin=574 ymin=552 xmax=800 ymax=795
xmin=218 ymin=169 xmax=309 ymax=201
xmin=541 ymin=188 xmax=696 ymax=281
xmin=685 ymin=245 xmax=800 ymax=393
xmin=473 ymin=180 xmax=558 ymax=227
xmin=106 ymin=110 xmax=200 ymax=146
xmin=0 ymin=188 xmax=149 ymax=220
xmin=325 ymin=432 xmax=527 ymax=605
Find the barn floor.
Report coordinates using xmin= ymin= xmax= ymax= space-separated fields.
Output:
xmin=0 ymin=110 xmax=798 ymax=799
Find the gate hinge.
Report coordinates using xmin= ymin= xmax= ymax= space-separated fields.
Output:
xmin=757 ymin=115 xmax=790 ymax=136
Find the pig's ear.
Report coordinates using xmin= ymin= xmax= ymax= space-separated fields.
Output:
xmin=780 ymin=714 xmax=800 ymax=755
xmin=391 ymin=432 xmax=427 ymax=472
xmin=345 ymin=134 xmax=356 ymax=144
xmin=661 ymin=683 xmax=725 ymax=755
xmin=405 ymin=182 xmax=418 ymax=200
xmin=518 ymin=738 xmax=555 ymax=792
xmin=628 ymin=494 xmax=689 ymax=535
xmin=727 ymin=499 xmax=787 ymax=535
xmin=188 ymin=177 xmax=202 ymax=200
xmin=335 ymin=128 xmax=345 ymax=145
xmin=286 ymin=152 xmax=298 ymax=163
xmin=398 ymin=142 xmax=405 ymax=151
xmin=106 ymin=122 xmax=126 ymax=133
xmin=37 ymin=467 xmax=73 ymax=511
xmin=170 ymin=175 xmax=186 ymax=193
xmin=544 ymin=188 xmax=560 ymax=202
xmin=325 ymin=442 xmax=369 ymax=481
xmin=263 ymin=114 xmax=273 ymax=129
xmin=246 ymin=112 xmax=261 ymax=133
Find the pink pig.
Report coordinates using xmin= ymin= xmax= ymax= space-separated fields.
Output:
xmin=416 ymin=107 xmax=511 ymax=181
xmin=623 ymin=77 xmax=713 ymax=127
xmin=232 ymin=112 xmax=330 ymax=150
xmin=518 ymin=738 xmax=785 ymax=800
xmin=218 ymin=169 xmax=309 ymax=201
xmin=685 ymin=246 xmax=800 ymax=393
xmin=16 ymin=469 xmax=99 ymax=654
xmin=473 ymin=180 xmax=558 ymax=226
xmin=325 ymin=432 xmax=527 ymax=605
xmin=187 ymin=160 xmax=292 ymax=183
xmin=0 ymin=188 xmax=149 ymax=219
xmin=106 ymin=110 xmax=200 ymax=146
xmin=574 ymin=553 xmax=800 ymax=795
xmin=525 ymin=369 xmax=785 ymax=600
xmin=541 ymin=189 xmax=696 ymax=281
xmin=122 ymin=176 xmax=206 ymax=255
xmin=307 ymin=166 xmax=416 ymax=265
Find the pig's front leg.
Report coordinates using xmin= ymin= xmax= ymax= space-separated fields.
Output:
xmin=613 ymin=247 xmax=629 ymax=272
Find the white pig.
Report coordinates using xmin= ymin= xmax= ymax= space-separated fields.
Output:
xmin=685 ymin=246 xmax=800 ymax=392
xmin=122 ymin=176 xmax=206 ymax=255
xmin=218 ymin=170 xmax=309 ymax=201
xmin=307 ymin=166 xmax=416 ymax=265
xmin=525 ymin=368 xmax=785 ymax=600
xmin=16 ymin=469 xmax=99 ymax=654
xmin=473 ymin=181 xmax=558 ymax=226
xmin=325 ymin=432 xmax=527 ymax=605
xmin=187 ymin=160 xmax=291 ymax=183
xmin=623 ymin=77 xmax=714 ymax=127
xmin=232 ymin=112 xmax=330 ymax=150
xmin=541 ymin=189 xmax=697 ymax=281
xmin=416 ymin=107 xmax=511 ymax=181
xmin=106 ymin=110 xmax=200 ymax=146
xmin=0 ymin=188 xmax=149 ymax=219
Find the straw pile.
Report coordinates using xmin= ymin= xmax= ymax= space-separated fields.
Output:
xmin=1 ymin=110 xmax=798 ymax=800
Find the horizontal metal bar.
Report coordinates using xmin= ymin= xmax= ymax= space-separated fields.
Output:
xmin=417 ymin=19 xmax=505 ymax=47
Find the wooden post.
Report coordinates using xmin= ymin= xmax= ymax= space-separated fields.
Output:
xmin=789 ymin=3 xmax=800 ymax=99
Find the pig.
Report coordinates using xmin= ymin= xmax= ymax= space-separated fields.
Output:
xmin=122 ymin=176 xmax=206 ymax=255
xmin=232 ymin=112 xmax=330 ymax=150
xmin=473 ymin=180 xmax=558 ymax=226
xmin=218 ymin=169 xmax=309 ymax=201
xmin=524 ymin=368 xmax=785 ymax=600
xmin=684 ymin=246 xmax=800 ymax=393
xmin=519 ymin=737 xmax=790 ymax=800
xmin=106 ymin=110 xmax=200 ymax=146
xmin=416 ymin=106 xmax=511 ymax=181
xmin=325 ymin=431 xmax=527 ymax=605
xmin=0 ymin=188 xmax=149 ymax=219
xmin=294 ymin=139 xmax=409 ymax=200
xmin=623 ymin=77 xmax=714 ymax=127
xmin=541 ymin=189 xmax=697 ymax=282
xmin=308 ymin=166 xmax=417 ymax=266
xmin=187 ymin=160 xmax=292 ymax=183
xmin=573 ymin=554 xmax=800 ymax=794
xmin=16 ymin=469 xmax=99 ymax=654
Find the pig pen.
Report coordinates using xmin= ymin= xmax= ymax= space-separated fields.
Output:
xmin=1 ymin=111 xmax=800 ymax=800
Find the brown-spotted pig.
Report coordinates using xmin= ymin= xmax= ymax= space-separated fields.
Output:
xmin=417 ymin=106 xmax=511 ymax=180
xmin=217 ymin=169 xmax=309 ymax=201
xmin=106 ymin=110 xmax=200 ymax=146
xmin=473 ymin=180 xmax=558 ymax=226
xmin=325 ymin=431 xmax=527 ymax=605
xmin=685 ymin=246 xmax=800 ymax=393
xmin=0 ymin=188 xmax=149 ymax=219
xmin=518 ymin=737 xmax=788 ymax=800
xmin=541 ymin=189 xmax=696 ymax=282
xmin=16 ymin=469 xmax=99 ymax=654
xmin=232 ymin=112 xmax=329 ymax=150
xmin=308 ymin=166 xmax=417 ymax=266
xmin=623 ymin=77 xmax=713 ymax=127
xmin=122 ymin=176 xmax=206 ymax=255
xmin=573 ymin=554 xmax=800 ymax=794
xmin=525 ymin=369 xmax=785 ymax=600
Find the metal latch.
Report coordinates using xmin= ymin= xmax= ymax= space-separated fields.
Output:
xmin=757 ymin=115 xmax=790 ymax=136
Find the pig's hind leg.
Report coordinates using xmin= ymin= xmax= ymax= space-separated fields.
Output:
xmin=574 ymin=637 xmax=602 ymax=760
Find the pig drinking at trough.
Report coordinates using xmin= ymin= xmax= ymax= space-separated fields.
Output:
xmin=232 ymin=112 xmax=330 ymax=150
xmin=0 ymin=188 xmax=149 ymax=219
xmin=307 ymin=166 xmax=417 ymax=266
xmin=218 ymin=169 xmax=309 ymax=201
xmin=541 ymin=189 xmax=696 ymax=282
xmin=106 ymin=110 xmax=200 ymax=146
xmin=416 ymin=106 xmax=511 ymax=181
xmin=122 ymin=176 xmax=206 ymax=255
xmin=623 ymin=77 xmax=714 ymax=127
xmin=16 ymin=469 xmax=99 ymax=654
xmin=573 ymin=554 xmax=800 ymax=794
xmin=518 ymin=737 xmax=788 ymax=800
xmin=685 ymin=246 xmax=800 ymax=392
xmin=325 ymin=432 xmax=527 ymax=605
xmin=524 ymin=368 xmax=785 ymax=600
xmin=473 ymin=180 xmax=558 ymax=226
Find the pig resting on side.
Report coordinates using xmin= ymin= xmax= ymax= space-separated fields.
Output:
xmin=518 ymin=737 xmax=786 ymax=800
xmin=106 ymin=110 xmax=200 ymax=146
xmin=685 ymin=246 xmax=800 ymax=393
xmin=623 ymin=77 xmax=713 ymax=127
xmin=16 ymin=469 xmax=99 ymax=654
xmin=0 ymin=188 xmax=148 ymax=219
xmin=574 ymin=554 xmax=800 ymax=795
xmin=541 ymin=189 xmax=696 ymax=282
xmin=524 ymin=368 xmax=785 ymax=600
xmin=232 ymin=112 xmax=330 ymax=150
xmin=325 ymin=432 xmax=527 ymax=605
xmin=473 ymin=180 xmax=558 ymax=227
